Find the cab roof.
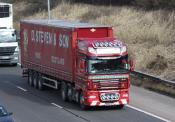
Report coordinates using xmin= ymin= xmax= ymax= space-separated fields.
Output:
xmin=21 ymin=19 xmax=110 ymax=29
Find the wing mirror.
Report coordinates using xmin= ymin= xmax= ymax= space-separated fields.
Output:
xmin=80 ymin=61 xmax=85 ymax=69
xmin=80 ymin=61 xmax=85 ymax=73
xmin=129 ymin=59 xmax=134 ymax=71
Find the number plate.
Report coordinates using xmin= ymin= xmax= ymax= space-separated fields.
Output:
xmin=100 ymin=93 xmax=120 ymax=102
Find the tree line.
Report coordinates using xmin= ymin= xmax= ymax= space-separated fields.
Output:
xmin=1 ymin=0 xmax=175 ymax=10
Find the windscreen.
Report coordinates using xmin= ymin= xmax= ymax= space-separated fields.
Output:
xmin=0 ymin=32 xmax=16 ymax=43
xmin=0 ymin=5 xmax=10 ymax=18
xmin=88 ymin=56 xmax=129 ymax=74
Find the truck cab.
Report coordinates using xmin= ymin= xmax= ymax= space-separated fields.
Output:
xmin=76 ymin=37 xmax=133 ymax=108
xmin=0 ymin=29 xmax=19 ymax=65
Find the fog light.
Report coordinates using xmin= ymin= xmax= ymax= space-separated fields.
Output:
xmin=14 ymin=57 xmax=18 ymax=60
xmin=122 ymin=94 xmax=128 ymax=97
xmin=88 ymin=95 xmax=96 ymax=99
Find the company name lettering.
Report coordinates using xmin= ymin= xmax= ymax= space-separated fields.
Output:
xmin=31 ymin=30 xmax=69 ymax=48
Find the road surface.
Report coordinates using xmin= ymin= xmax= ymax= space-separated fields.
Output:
xmin=0 ymin=65 xmax=174 ymax=122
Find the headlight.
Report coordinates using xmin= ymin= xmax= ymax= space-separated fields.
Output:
xmin=121 ymin=46 xmax=126 ymax=54
xmin=14 ymin=46 xmax=19 ymax=55
xmin=88 ymin=95 xmax=97 ymax=99
xmin=15 ymin=46 xmax=19 ymax=52
xmin=88 ymin=47 xmax=96 ymax=53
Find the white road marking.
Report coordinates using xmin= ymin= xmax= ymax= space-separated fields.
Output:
xmin=126 ymin=105 xmax=172 ymax=122
xmin=16 ymin=86 xmax=27 ymax=92
xmin=51 ymin=103 xmax=63 ymax=109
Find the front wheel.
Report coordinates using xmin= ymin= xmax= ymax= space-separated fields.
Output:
xmin=116 ymin=104 xmax=124 ymax=109
xmin=38 ymin=74 xmax=44 ymax=90
xmin=79 ymin=92 xmax=88 ymax=110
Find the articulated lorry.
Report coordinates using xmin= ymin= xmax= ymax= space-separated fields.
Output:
xmin=0 ymin=29 xmax=19 ymax=65
xmin=0 ymin=3 xmax=19 ymax=65
xmin=20 ymin=20 xmax=134 ymax=109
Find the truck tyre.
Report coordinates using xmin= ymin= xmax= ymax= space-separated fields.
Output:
xmin=28 ymin=70 xmax=33 ymax=86
xmin=38 ymin=74 xmax=44 ymax=90
xmin=61 ymin=82 xmax=68 ymax=101
xmin=79 ymin=92 xmax=88 ymax=110
xmin=117 ymin=105 xmax=124 ymax=109
xmin=33 ymin=72 xmax=38 ymax=89
xmin=67 ymin=85 xmax=73 ymax=102
xmin=75 ymin=91 xmax=80 ymax=103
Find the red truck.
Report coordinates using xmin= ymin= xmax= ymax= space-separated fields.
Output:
xmin=20 ymin=20 xmax=134 ymax=109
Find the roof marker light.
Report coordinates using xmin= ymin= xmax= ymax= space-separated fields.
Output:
xmin=104 ymin=42 xmax=108 ymax=47
xmin=95 ymin=42 xmax=100 ymax=47
xmin=100 ymin=42 xmax=103 ymax=47
xmin=90 ymin=28 xmax=96 ymax=32
xmin=92 ymin=41 xmax=123 ymax=48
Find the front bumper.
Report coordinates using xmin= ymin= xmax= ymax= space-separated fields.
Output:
xmin=84 ymin=90 xmax=129 ymax=107
xmin=90 ymin=99 xmax=128 ymax=106
xmin=0 ymin=53 xmax=19 ymax=64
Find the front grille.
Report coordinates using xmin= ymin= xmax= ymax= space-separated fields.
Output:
xmin=0 ymin=46 xmax=16 ymax=56
xmin=0 ymin=59 xmax=11 ymax=63
xmin=94 ymin=81 xmax=120 ymax=90
xmin=93 ymin=79 xmax=128 ymax=90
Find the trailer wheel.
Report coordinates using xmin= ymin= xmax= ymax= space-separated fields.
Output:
xmin=61 ymin=82 xmax=68 ymax=101
xmin=28 ymin=70 xmax=33 ymax=86
xmin=67 ymin=85 xmax=73 ymax=102
xmin=79 ymin=92 xmax=88 ymax=110
xmin=75 ymin=91 xmax=80 ymax=103
xmin=38 ymin=74 xmax=44 ymax=90
xmin=33 ymin=72 xmax=38 ymax=89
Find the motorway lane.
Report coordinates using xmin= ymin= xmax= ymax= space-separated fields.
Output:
xmin=0 ymin=66 xmax=173 ymax=122
xmin=0 ymin=65 xmax=86 ymax=122
xmin=130 ymin=86 xmax=175 ymax=122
